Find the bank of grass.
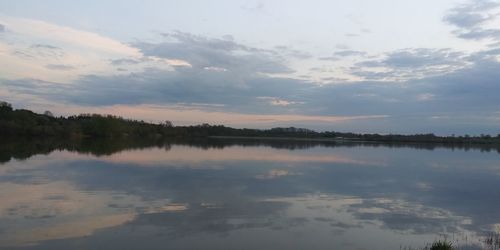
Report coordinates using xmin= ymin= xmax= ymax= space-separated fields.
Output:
xmin=407 ymin=232 xmax=500 ymax=250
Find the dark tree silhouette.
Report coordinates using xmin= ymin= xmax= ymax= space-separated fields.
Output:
xmin=0 ymin=101 xmax=499 ymax=146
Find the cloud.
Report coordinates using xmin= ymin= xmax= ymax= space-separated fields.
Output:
xmin=0 ymin=23 xmax=5 ymax=32
xmin=273 ymin=45 xmax=312 ymax=59
xmin=45 ymin=64 xmax=75 ymax=71
xmin=416 ymin=93 xmax=435 ymax=102
xmin=203 ymin=66 xmax=228 ymax=72
xmin=334 ymin=50 xmax=367 ymax=57
xmin=469 ymin=47 xmax=500 ymax=60
xmin=135 ymin=31 xmax=294 ymax=75
xmin=257 ymin=96 xmax=304 ymax=106
xmin=444 ymin=6 xmax=495 ymax=28
xmin=30 ymin=44 xmax=60 ymax=50
xmin=384 ymin=49 xmax=464 ymax=68
xmin=360 ymin=48 xmax=465 ymax=69
xmin=345 ymin=33 xmax=359 ymax=37
xmin=352 ymin=48 xmax=468 ymax=80
xmin=457 ymin=28 xmax=500 ymax=40
xmin=444 ymin=0 xmax=500 ymax=42
xmin=241 ymin=1 xmax=265 ymax=11
xmin=0 ymin=16 xmax=190 ymax=82
xmin=1 ymin=16 xmax=139 ymax=56
xmin=318 ymin=56 xmax=340 ymax=61
xmin=110 ymin=58 xmax=141 ymax=65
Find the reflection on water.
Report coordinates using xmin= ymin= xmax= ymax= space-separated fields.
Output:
xmin=0 ymin=138 xmax=499 ymax=249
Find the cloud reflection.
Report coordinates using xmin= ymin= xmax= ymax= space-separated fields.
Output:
xmin=100 ymin=146 xmax=385 ymax=167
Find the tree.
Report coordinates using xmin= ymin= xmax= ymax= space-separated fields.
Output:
xmin=163 ymin=120 xmax=173 ymax=127
xmin=43 ymin=111 xmax=54 ymax=117
xmin=0 ymin=101 xmax=12 ymax=111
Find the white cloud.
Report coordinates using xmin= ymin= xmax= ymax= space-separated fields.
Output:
xmin=416 ymin=93 xmax=435 ymax=101
xmin=257 ymin=96 xmax=304 ymax=106
xmin=0 ymin=16 xmax=190 ymax=82
xmin=1 ymin=16 xmax=140 ymax=56
xmin=203 ymin=66 xmax=228 ymax=72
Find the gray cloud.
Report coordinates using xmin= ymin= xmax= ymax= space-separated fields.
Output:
xmin=136 ymin=31 xmax=294 ymax=75
xmin=444 ymin=9 xmax=493 ymax=28
xmin=333 ymin=50 xmax=366 ymax=57
xmin=465 ymin=47 xmax=500 ymax=61
xmin=30 ymin=44 xmax=60 ymax=50
xmin=444 ymin=0 xmax=500 ymax=42
xmin=109 ymin=58 xmax=141 ymax=65
xmin=456 ymin=28 xmax=500 ymax=40
xmin=352 ymin=48 xmax=467 ymax=80
xmin=360 ymin=48 xmax=465 ymax=68
xmin=348 ymin=70 xmax=396 ymax=80
xmin=0 ymin=24 xmax=5 ymax=32
xmin=273 ymin=45 xmax=312 ymax=59
xmin=45 ymin=64 xmax=75 ymax=71
xmin=318 ymin=50 xmax=366 ymax=62
xmin=318 ymin=56 xmax=339 ymax=61
xmin=345 ymin=33 xmax=359 ymax=37
xmin=336 ymin=44 xmax=350 ymax=50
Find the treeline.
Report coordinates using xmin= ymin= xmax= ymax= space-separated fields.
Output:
xmin=0 ymin=102 xmax=174 ymax=138
xmin=210 ymin=127 xmax=500 ymax=145
xmin=315 ymin=131 xmax=500 ymax=144
xmin=1 ymin=101 xmax=499 ymax=145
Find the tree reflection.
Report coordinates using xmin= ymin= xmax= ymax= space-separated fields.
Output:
xmin=1 ymin=136 xmax=500 ymax=164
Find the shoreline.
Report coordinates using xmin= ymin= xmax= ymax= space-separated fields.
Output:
xmin=209 ymin=135 xmax=500 ymax=146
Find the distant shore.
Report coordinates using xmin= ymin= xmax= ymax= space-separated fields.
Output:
xmin=209 ymin=135 xmax=500 ymax=146
xmin=210 ymin=136 xmax=346 ymax=142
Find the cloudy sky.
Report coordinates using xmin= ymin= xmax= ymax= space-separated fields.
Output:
xmin=0 ymin=0 xmax=500 ymax=134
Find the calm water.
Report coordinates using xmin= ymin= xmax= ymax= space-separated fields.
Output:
xmin=1 ymin=139 xmax=500 ymax=250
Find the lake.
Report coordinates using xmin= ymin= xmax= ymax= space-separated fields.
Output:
xmin=1 ymin=138 xmax=499 ymax=249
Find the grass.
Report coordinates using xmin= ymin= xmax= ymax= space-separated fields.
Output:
xmin=400 ymin=240 xmax=454 ymax=250
xmin=402 ymin=231 xmax=500 ymax=250
xmin=485 ymin=232 xmax=500 ymax=249
xmin=429 ymin=240 xmax=453 ymax=250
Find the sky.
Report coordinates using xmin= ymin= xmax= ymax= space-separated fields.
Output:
xmin=0 ymin=0 xmax=499 ymax=135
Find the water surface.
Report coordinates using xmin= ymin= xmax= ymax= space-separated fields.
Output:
xmin=1 ymin=139 xmax=499 ymax=249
